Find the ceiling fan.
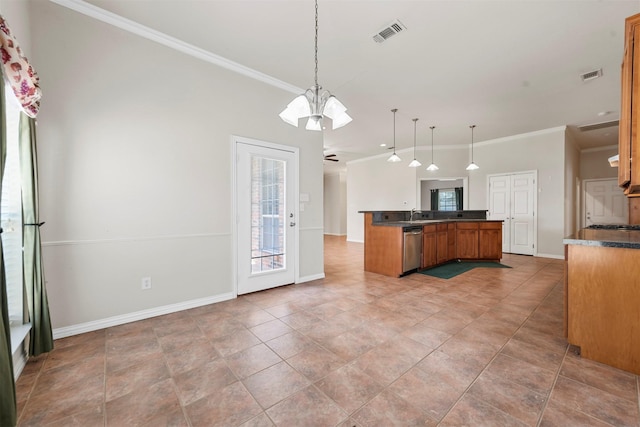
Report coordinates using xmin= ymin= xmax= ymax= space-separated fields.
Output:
xmin=324 ymin=153 xmax=339 ymax=162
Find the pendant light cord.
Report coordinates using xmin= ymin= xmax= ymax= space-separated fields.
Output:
xmin=392 ymin=109 xmax=397 ymax=152
xmin=470 ymin=125 xmax=475 ymax=161
xmin=413 ymin=118 xmax=418 ymax=153
xmin=314 ymin=0 xmax=319 ymax=87
xmin=430 ymin=126 xmax=435 ymax=162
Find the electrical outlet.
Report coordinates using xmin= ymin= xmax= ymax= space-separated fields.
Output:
xmin=141 ymin=277 xmax=152 ymax=290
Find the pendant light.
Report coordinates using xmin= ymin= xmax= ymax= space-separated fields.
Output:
xmin=408 ymin=118 xmax=421 ymax=167
xmin=387 ymin=108 xmax=401 ymax=162
xmin=466 ymin=124 xmax=479 ymax=170
xmin=426 ymin=126 xmax=439 ymax=171
xmin=279 ymin=0 xmax=352 ymax=131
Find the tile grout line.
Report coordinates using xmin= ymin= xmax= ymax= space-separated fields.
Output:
xmin=534 ymin=335 xmax=571 ymax=427
xmin=435 ymin=261 xmax=564 ymax=424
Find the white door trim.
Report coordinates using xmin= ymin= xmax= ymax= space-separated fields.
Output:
xmin=231 ymin=135 xmax=300 ymax=297
xmin=486 ymin=170 xmax=538 ymax=256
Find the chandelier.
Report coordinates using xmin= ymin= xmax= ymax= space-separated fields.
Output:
xmin=279 ymin=0 xmax=352 ymax=131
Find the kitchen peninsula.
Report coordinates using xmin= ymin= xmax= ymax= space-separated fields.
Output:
xmin=563 ymin=227 xmax=640 ymax=375
xmin=361 ymin=210 xmax=503 ymax=278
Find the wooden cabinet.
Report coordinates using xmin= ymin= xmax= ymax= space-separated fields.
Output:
xmin=422 ymin=224 xmax=437 ymax=268
xmin=427 ymin=223 xmax=460 ymax=267
xmin=479 ymin=222 xmax=502 ymax=260
xmin=363 ymin=213 xmax=404 ymax=277
xmin=456 ymin=222 xmax=479 ymax=259
xmin=456 ymin=221 xmax=502 ymax=260
xmin=363 ymin=215 xmax=502 ymax=277
xmin=566 ymin=243 xmax=640 ymax=374
xmin=447 ymin=223 xmax=456 ymax=260
xmin=436 ymin=223 xmax=449 ymax=264
xmin=619 ymin=13 xmax=640 ymax=196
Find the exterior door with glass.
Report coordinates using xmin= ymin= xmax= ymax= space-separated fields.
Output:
xmin=236 ymin=140 xmax=297 ymax=295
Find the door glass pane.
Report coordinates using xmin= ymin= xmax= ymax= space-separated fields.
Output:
xmin=250 ymin=156 xmax=286 ymax=273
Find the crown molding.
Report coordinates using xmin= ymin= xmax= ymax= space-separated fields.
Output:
xmin=49 ymin=0 xmax=303 ymax=95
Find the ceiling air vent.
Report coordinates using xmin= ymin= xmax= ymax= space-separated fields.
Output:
xmin=580 ymin=68 xmax=603 ymax=82
xmin=577 ymin=120 xmax=618 ymax=132
xmin=372 ymin=20 xmax=406 ymax=43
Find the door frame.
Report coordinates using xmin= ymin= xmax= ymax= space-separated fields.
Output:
xmin=582 ymin=178 xmax=628 ymax=228
xmin=231 ymin=135 xmax=300 ymax=297
xmin=486 ymin=170 xmax=538 ymax=256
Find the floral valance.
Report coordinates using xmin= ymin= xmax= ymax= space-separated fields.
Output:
xmin=0 ymin=14 xmax=41 ymax=118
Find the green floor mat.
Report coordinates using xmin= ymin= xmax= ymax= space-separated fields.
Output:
xmin=419 ymin=261 xmax=511 ymax=279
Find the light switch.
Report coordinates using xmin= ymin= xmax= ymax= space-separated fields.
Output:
xmin=300 ymin=193 xmax=310 ymax=202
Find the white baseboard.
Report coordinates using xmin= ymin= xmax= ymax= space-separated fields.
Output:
xmin=346 ymin=238 xmax=364 ymax=243
xmin=323 ymin=233 xmax=346 ymax=236
xmin=297 ymin=273 xmax=325 ymax=283
xmin=52 ymin=292 xmax=235 ymax=339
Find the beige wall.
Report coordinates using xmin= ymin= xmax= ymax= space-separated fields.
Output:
xmin=26 ymin=1 xmax=324 ymax=332
xmin=324 ymin=172 xmax=346 ymax=235
xmin=580 ymin=146 xmax=618 ymax=180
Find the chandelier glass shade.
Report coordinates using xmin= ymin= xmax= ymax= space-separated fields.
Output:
xmin=426 ymin=125 xmax=439 ymax=171
xmin=387 ymin=108 xmax=401 ymax=162
xmin=279 ymin=0 xmax=352 ymax=131
xmin=466 ymin=124 xmax=479 ymax=170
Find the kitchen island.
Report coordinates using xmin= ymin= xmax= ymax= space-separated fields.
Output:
xmin=563 ymin=228 xmax=640 ymax=375
xmin=361 ymin=210 xmax=503 ymax=278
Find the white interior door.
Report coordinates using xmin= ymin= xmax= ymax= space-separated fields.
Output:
xmin=489 ymin=172 xmax=535 ymax=255
xmin=584 ymin=179 xmax=628 ymax=226
xmin=489 ymin=175 xmax=511 ymax=252
xmin=510 ymin=173 xmax=535 ymax=255
xmin=236 ymin=141 xmax=297 ymax=295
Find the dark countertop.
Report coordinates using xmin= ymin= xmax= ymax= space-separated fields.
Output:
xmin=564 ymin=229 xmax=640 ymax=249
xmin=373 ymin=219 xmax=503 ymax=227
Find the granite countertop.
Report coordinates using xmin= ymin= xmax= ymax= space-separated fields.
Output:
xmin=373 ymin=219 xmax=503 ymax=227
xmin=564 ymin=229 xmax=640 ymax=249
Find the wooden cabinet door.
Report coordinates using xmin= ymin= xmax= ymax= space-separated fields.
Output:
xmin=447 ymin=223 xmax=456 ymax=260
xmin=479 ymin=222 xmax=502 ymax=260
xmin=619 ymin=16 xmax=635 ymax=190
xmin=436 ymin=230 xmax=448 ymax=264
xmin=422 ymin=225 xmax=437 ymax=268
xmin=456 ymin=222 xmax=479 ymax=259
xmin=628 ymin=22 xmax=640 ymax=194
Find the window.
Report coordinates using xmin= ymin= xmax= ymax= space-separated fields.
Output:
xmin=2 ymin=84 xmax=25 ymax=333
xmin=438 ymin=189 xmax=457 ymax=211
xmin=250 ymin=157 xmax=285 ymax=273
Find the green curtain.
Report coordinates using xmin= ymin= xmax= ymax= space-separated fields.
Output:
xmin=0 ymin=69 xmax=17 ymax=427
xmin=430 ymin=189 xmax=439 ymax=210
xmin=20 ymin=114 xmax=53 ymax=356
xmin=455 ymin=187 xmax=463 ymax=210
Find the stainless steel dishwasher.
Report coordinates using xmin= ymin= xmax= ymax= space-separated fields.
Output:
xmin=403 ymin=226 xmax=422 ymax=273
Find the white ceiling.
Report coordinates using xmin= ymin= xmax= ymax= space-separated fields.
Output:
xmin=79 ymin=0 xmax=639 ymax=173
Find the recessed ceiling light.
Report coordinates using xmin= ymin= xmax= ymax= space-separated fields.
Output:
xmin=380 ymin=143 xmax=387 ymax=147
xmin=597 ymin=111 xmax=611 ymax=117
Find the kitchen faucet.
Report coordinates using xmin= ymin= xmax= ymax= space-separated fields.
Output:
xmin=410 ymin=208 xmax=418 ymax=221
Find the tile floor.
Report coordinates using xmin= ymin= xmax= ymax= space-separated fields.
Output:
xmin=15 ymin=235 xmax=640 ymax=426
